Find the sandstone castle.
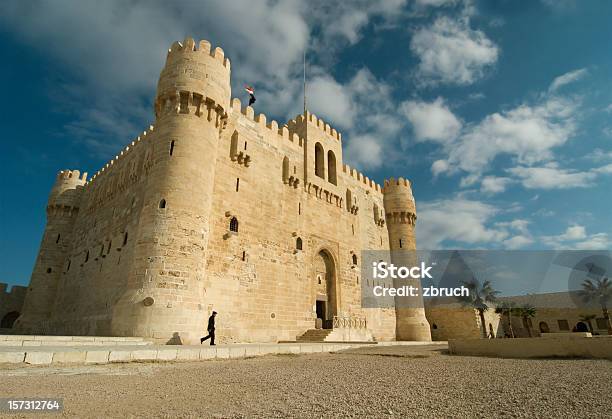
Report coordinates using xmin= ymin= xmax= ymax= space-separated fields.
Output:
xmin=15 ymin=38 xmax=431 ymax=345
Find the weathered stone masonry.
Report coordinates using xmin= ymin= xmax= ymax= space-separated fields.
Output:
xmin=16 ymin=38 xmax=431 ymax=344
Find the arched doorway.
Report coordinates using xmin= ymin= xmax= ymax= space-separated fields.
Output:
xmin=314 ymin=249 xmax=337 ymax=329
xmin=1 ymin=311 xmax=19 ymax=329
xmin=575 ymin=322 xmax=588 ymax=332
xmin=539 ymin=321 xmax=550 ymax=333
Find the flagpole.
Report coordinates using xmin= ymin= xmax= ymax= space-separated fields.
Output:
xmin=303 ymin=48 xmax=307 ymax=115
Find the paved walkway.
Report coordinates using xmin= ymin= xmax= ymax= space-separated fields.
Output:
xmin=0 ymin=340 xmax=447 ymax=366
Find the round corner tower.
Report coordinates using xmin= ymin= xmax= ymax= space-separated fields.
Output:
xmin=383 ymin=177 xmax=432 ymax=342
xmin=16 ymin=170 xmax=86 ymax=333
xmin=111 ymin=38 xmax=231 ymax=344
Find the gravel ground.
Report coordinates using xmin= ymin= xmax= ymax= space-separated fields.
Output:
xmin=0 ymin=344 xmax=610 ymax=418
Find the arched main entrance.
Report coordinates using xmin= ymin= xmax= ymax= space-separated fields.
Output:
xmin=314 ymin=249 xmax=337 ymax=329
xmin=539 ymin=321 xmax=549 ymax=333
xmin=1 ymin=311 xmax=20 ymax=329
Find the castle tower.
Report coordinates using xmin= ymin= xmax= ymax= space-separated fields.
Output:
xmin=110 ymin=38 xmax=231 ymax=344
xmin=16 ymin=170 xmax=86 ymax=333
xmin=383 ymin=177 xmax=432 ymax=341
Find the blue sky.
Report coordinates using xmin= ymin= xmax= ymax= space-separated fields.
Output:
xmin=0 ymin=0 xmax=611 ymax=288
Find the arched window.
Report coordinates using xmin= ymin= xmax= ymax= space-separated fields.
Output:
xmin=327 ymin=150 xmax=337 ymax=185
xmin=229 ymin=217 xmax=239 ymax=233
xmin=282 ymin=156 xmax=289 ymax=183
xmin=346 ymin=189 xmax=352 ymax=212
xmin=352 ymin=254 xmax=358 ymax=265
xmin=0 ymin=311 xmax=20 ymax=329
xmin=159 ymin=199 xmax=166 ymax=209
xmin=123 ymin=232 xmax=128 ymax=246
xmin=296 ymin=237 xmax=303 ymax=250
xmin=314 ymin=142 xmax=325 ymax=179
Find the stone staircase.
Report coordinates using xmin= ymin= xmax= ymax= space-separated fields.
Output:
xmin=296 ymin=329 xmax=333 ymax=342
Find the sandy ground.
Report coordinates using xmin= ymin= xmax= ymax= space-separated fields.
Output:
xmin=0 ymin=344 xmax=610 ymax=418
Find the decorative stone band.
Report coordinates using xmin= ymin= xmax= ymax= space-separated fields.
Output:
xmin=385 ymin=211 xmax=417 ymax=226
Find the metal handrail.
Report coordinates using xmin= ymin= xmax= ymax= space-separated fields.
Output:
xmin=332 ymin=315 xmax=367 ymax=329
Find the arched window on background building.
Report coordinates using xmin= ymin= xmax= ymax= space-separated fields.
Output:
xmin=296 ymin=237 xmax=303 ymax=250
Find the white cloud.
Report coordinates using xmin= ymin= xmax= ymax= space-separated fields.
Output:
xmin=410 ymin=16 xmax=498 ymax=86
xmin=594 ymin=163 xmax=612 ymax=174
xmin=589 ymin=148 xmax=612 ymax=162
xmin=344 ymin=134 xmax=383 ymax=170
xmin=401 ymin=98 xmax=462 ymax=143
xmin=317 ymin=69 xmax=400 ymax=170
xmin=307 ymin=75 xmax=355 ymax=128
xmin=573 ymin=234 xmax=612 ymax=250
xmin=480 ymin=176 xmax=512 ymax=194
xmin=507 ymin=161 xmax=612 ymax=190
xmin=0 ymin=0 xmax=405 ymax=157
xmin=416 ymin=198 xmax=508 ymax=248
xmin=542 ymin=225 xmax=610 ymax=250
xmin=432 ymin=159 xmax=450 ymax=177
xmin=307 ymin=0 xmax=407 ymax=45
xmin=502 ymin=235 xmax=534 ymax=250
xmin=549 ymin=68 xmax=588 ymax=92
xmin=414 ymin=0 xmax=460 ymax=7
xmin=495 ymin=219 xmax=534 ymax=249
xmin=432 ymin=96 xmax=577 ymax=177
xmin=508 ymin=164 xmax=596 ymax=189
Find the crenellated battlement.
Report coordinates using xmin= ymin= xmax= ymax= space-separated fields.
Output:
xmin=382 ymin=177 xmax=413 ymax=194
xmin=383 ymin=177 xmax=417 ymax=222
xmin=56 ymin=170 xmax=87 ymax=183
xmin=0 ymin=282 xmax=27 ymax=297
xmin=286 ymin=112 xmax=342 ymax=142
xmin=166 ymin=37 xmax=231 ymax=70
xmin=85 ymin=125 xmax=155 ymax=186
xmin=342 ymin=163 xmax=383 ymax=194
xmin=230 ymin=98 xmax=304 ymax=148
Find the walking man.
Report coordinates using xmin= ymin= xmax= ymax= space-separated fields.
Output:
xmin=200 ymin=311 xmax=217 ymax=345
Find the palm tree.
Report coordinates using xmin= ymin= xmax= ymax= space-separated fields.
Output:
xmin=457 ymin=278 xmax=500 ymax=338
xmin=579 ymin=277 xmax=612 ymax=335
xmin=514 ymin=304 xmax=537 ymax=337
xmin=578 ymin=314 xmax=597 ymax=334
xmin=495 ymin=301 xmax=516 ymax=338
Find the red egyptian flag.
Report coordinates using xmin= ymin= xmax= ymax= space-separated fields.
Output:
xmin=244 ymin=85 xmax=255 ymax=95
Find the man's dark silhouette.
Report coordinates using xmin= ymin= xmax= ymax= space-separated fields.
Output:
xmin=200 ymin=311 xmax=217 ymax=345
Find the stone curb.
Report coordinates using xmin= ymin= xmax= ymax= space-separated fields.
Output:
xmin=1 ymin=342 xmax=384 ymax=366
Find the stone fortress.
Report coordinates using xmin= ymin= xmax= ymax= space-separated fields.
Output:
xmin=14 ymin=38 xmax=432 ymax=345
